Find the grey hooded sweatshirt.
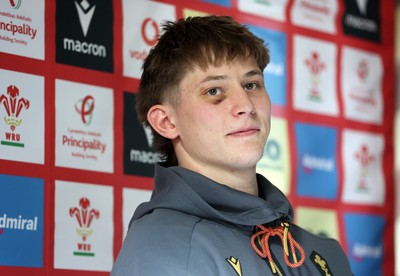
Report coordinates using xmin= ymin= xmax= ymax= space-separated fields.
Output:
xmin=111 ymin=165 xmax=353 ymax=275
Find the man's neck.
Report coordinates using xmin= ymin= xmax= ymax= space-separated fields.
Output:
xmin=181 ymin=163 xmax=259 ymax=196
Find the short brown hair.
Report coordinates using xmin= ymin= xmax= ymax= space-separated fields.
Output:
xmin=136 ymin=15 xmax=270 ymax=166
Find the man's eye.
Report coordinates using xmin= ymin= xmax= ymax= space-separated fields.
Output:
xmin=207 ymin=88 xmax=222 ymax=96
xmin=244 ymin=83 xmax=258 ymax=91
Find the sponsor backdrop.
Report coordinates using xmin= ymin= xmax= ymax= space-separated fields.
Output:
xmin=0 ymin=0 xmax=396 ymax=275
xmin=395 ymin=3 xmax=400 ymax=276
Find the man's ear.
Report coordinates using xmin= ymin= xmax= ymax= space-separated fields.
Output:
xmin=147 ymin=104 xmax=178 ymax=139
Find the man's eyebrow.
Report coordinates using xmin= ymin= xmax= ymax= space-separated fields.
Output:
xmin=198 ymin=69 xmax=263 ymax=85
xmin=245 ymin=69 xmax=263 ymax=77
xmin=199 ymin=75 xmax=229 ymax=84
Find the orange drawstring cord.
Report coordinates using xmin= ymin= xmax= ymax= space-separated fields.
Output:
xmin=251 ymin=222 xmax=305 ymax=274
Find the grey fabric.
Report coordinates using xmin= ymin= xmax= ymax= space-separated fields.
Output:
xmin=111 ymin=165 xmax=352 ymax=275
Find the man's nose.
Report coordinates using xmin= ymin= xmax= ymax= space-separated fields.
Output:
xmin=230 ymin=87 xmax=256 ymax=116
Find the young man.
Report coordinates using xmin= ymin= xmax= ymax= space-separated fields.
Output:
xmin=112 ymin=16 xmax=352 ymax=275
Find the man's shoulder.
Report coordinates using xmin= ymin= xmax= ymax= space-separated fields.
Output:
xmin=129 ymin=208 xmax=203 ymax=246
xmin=133 ymin=208 xmax=202 ymax=230
xmin=112 ymin=209 xmax=202 ymax=276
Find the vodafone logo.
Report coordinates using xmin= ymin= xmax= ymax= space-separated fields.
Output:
xmin=9 ymin=0 xmax=22 ymax=9
xmin=141 ymin=18 xmax=159 ymax=46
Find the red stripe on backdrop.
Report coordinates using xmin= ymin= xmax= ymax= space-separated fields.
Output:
xmin=0 ymin=0 xmax=395 ymax=275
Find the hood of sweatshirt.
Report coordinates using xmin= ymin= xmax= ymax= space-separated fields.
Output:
xmin=131 ymin=164 xmax=293 ymax=233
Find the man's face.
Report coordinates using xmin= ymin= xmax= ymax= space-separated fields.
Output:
xmin=169 ymin=57 xmax=271 ymax=177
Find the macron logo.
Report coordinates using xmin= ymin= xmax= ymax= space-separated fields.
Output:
xmin=355 ymin=0 xmax=368 ymax=15
xmin=74 ymin=0 xmax=96 ymax=37
xmin=142 ymin=124 xmax=154 ymax=148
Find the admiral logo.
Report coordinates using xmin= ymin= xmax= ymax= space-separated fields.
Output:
xmin=342 ymin=0 xmax=380 ymax=42
xmin=305 ymin=52 xmax=325 ymax=101
xmin=344 ymin=213 xmax=384 ymax=275
xmin=0 ymin=213 xmax=38 ymax=231
xmin=352 ymin=242 xmax=382 ymax=260
xmin=69 ymin=197 xmax=99 ymax=257
xmin=124 ymin=92 xmax=161 ymax=177
xmin=302 ymin=153 xmax=334 ymax=173
xmin=0 ymin=85 xmax=29 ymax=147
xmin=56 ymin=0 xmax=113 ymax=72
xmin=295 ymin=123 xmax=338 ymax=199
xmin=354 ymin=145 xmax=374 ymax=191
xmin=0 ymin=175 xmax=44 ymax=267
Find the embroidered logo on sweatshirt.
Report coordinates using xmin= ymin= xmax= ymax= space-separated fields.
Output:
xmin=311 ymin=251 xmax=333 ymax=276
xmin=226 ymin=256 xmax=242 ymax=276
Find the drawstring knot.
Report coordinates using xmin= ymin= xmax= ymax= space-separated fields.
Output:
xmin=251 ymin=222 xmax=305 ymax=274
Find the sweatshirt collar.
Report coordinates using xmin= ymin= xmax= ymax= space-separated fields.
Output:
xmin=132 ymin=164 xmax=293 ymax=232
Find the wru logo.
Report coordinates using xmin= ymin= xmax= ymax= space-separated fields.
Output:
xmin=0 ymin=85 xmax=29 ymax=147
xmin=69 ymin=197 xmax=100 ymax=256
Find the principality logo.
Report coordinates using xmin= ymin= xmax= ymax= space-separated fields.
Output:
xmin=354 ymin=144 xmax=374 ymax=191
xmin=305 ymin=52 xmax=325 ymax=101
xmin=74 ymin=0 xmax=96 ymax=37
xmin=348 ymin=57 xmax=377 ymax=107
xmin=0 ymin=85 xmax=30 ymax=147
xmin=9 ymin=0 xmax=22 ymax=9
xmin=69 ymin=197 xmax=100 ymax=257
xmin=226 ymin=256 xmax=242 ymax=276
xmin=357 ymin=59 xmax=369 ymax=82
xmin=75 ymin=95 xmax=95 ymax=126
